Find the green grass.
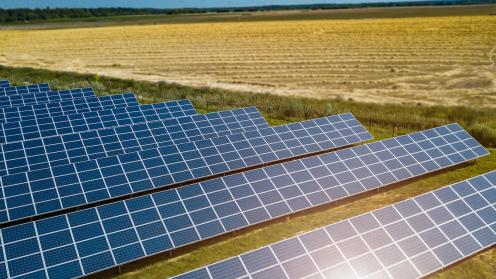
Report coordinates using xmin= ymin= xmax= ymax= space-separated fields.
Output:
xmin=2 ymin=65 xmax=496 ymax=147
xmin=2 ymin=65 xmax=496 ymax=278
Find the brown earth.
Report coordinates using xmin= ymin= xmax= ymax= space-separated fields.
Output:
xmin=1 ymin=14 xmax=495 ymax=107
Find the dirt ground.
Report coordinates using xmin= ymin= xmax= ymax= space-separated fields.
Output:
xmin=1 ymin=11 xmax=495 ymax=107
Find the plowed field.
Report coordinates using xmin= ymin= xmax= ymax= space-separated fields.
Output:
xmin=1 ymin=15 xmax=495 ymax=106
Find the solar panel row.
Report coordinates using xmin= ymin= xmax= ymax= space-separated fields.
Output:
xmin=0 ymin=88 xmax=95 ymax=110
xmin=0 ymin=107 xmax=268 ymax=176
xmin=0 ymin=113 xmax=370 ymax=223
xmin=176 ymin=170 xmax=496 ymax=279
xmin=0 ymin=124 xmax=483 ymax=279
xmin=0 ymin=81 xmax=10 ymax=88
xmin=0 ymin=83 xmax=51 ymax=97
xmin=0 ymin=99 xmax=197 ymax=145
xmin=0 ymin=93 xmax=139 ymax=124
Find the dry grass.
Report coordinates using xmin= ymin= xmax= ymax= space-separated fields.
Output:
xmin=1 ymin=15 xmax=496 ymax=107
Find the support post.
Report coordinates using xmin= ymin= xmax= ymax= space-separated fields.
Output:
xmin=119 ymin=266 xmax=121 ymax=275
xmin=170 ymin=250 xmax=172 ymax=258
xmin=233 ymin=231 xmax=235 ymax=237
xmin=392 ymin=116 xmax=395 ymax=137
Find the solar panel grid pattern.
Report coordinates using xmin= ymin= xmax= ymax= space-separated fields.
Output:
xmin=175 ymin=171 xmax=496 ymax=279
xmin=0 ymin=81 xmax=10 ymax=88
xmin=0 ymin=107 xmax=268 ymax=176
xmin=0 ymin=113 xmax=370 ymax=223
xmin=0 ymin=88 xmax=95 ymax=110
xmin=0 ymin=84 xmax=51 ymax=97
xmin=0 ymin=124 xmax=484 ymax=279
xmin=0 ymin=99 xmax=197 ymax=145
xmin=0 ymin=93 xmax=139 ymax=125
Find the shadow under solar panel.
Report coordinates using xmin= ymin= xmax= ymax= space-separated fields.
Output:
xmin=174 ymin=170 xmax=496 ymax=279
xmin=0 ymin=88 xmax=95 ymax=110
xmin=0 ymin=124 xmax=485 ymax=279
xmin=0 ymin=81 xmax=10 ymax=88
xmin=0 ymin=83 xmax=51 ymax=97
xmin=0 ymin=93 xmax=139 ymax=124
xmin=0 ymin=107 xmax=268 ymax=176
xmin=0 ymin=113 xmax=371 ymax=223
xmin=0 ymin=99 xmax=197 ymax=145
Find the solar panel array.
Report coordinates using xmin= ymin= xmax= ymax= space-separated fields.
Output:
xmin=0 ymin=83 xmax=51 ymax=97
xmin=0 ymin=80 xmax=488 ymax=279
xmin=0 ymin=107 xmax=268 ymax=176
xmin=0 ymin=113 xmax=370 ymax=223
xmin=0 ymin=99 xmax=197 ymax=145
xmin=0 ymin=93 xmax=139 ymax=124
xmin=0 ymin=81 xmax=10 ymax=88
xmin=176 ymin=170 xmax=496 ymax=279
xmin=0 ymin=88 xmax=95 ymax=110
xmin=0 ymin=124 xmax=484 ymax=279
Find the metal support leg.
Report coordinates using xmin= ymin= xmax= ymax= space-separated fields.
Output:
xmin=170 ymin=250 xmax=172 ymax=258
xmin=233 ymin=231 xmax=235 ymax=237
xmin=119 ymin=266 xmax=121 ymax=274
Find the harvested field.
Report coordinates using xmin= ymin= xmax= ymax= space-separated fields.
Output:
xmin=0 ymin=15 xmax=496 ymax=106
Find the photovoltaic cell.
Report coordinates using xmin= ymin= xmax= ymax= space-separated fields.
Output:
xmin=174 ymin=170 xmax=496 ymax=279
xmin=0 ymin=99 xmax=197 ymax=145
xmin=0 ymin=93 xmax=139 ymax=124
xmin=0 ymin=125 xmax=485 ymax=279
xmin=0 ymin=107 xmax=268 ymax=176
xmin=0 ymin=83 xmax=51 ymax=96
xmin=0 ymin=113 xmax=370 ymax=223
xmin=0 ymin=88 xmax=95 ymax=110
xmin=0 ymin=81 xmax=10 ymax=88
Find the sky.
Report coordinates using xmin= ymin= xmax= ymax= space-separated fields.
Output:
xmin=1 ymin=0 xmax=417 ymax=9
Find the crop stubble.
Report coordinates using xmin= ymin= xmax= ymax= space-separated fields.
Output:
xmin=0 ymin=16 xmax=495 ymax=106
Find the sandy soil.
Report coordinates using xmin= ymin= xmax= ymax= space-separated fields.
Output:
xmin=0 ymin=15 xmax=495 ymax=107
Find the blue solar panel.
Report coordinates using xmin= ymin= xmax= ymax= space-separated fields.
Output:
xmin=0 ymin=83 xmax=51 ymax=96
xmin=0 ymin=107 xmax=268 ymax=176
xmin=0 ymin=93 xmax=138 ymax=124
xmin=0 ymin=99 xmax=197 ymax=145
xmin=0 ymin=88 xmax=95 ymax=109
xmin=0 ymin=125 xmax=485 ymax=279
xmin=0 ymin=80 xmax=10 ymax=88
xmin=0 ymin=113 xmax=370 ymax=223
xmin=175 ymin=171 xmax=496 ymax=279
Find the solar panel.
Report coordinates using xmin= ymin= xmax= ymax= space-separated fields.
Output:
xmin=175 ymin=170 xmax=496 ymax=279
xmin=0 ymin=88 xmax=95 ymax=110
xmin=0 ymin=99 xmax=197 ymax=145
xmin=0 ymin=80 xmax=10 ymax=88
xmin=0 ymin=93 xmax=139 ymax=124
xmin=0 ymin=113 xmax=370 ymax=223
xmin=0 ymin=83 xmax=51 ymax=96
xmin=0 ymin=125 xmax=484 ymax=279
xmin=0 ymin=107 xmax=268 ymax=176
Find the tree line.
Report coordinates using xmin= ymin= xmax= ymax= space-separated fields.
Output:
xmin=1 ymin=0 xmax=495 ymax=23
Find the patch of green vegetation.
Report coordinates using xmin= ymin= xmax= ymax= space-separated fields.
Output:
xmin=2 ymin=65 xmax=496 ymax=278
xmin=2 ymin=65 xmax=496 ymax=147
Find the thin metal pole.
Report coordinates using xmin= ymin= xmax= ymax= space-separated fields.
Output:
xmin=392 ymin=116 xmax=395 ymax=137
